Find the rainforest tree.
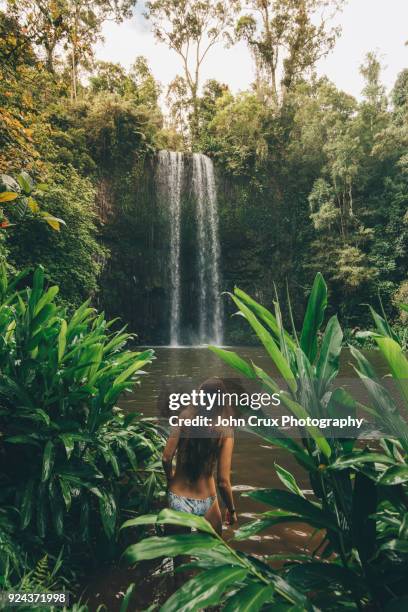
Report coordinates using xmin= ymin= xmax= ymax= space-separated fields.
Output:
xmin=145 ymin=0 xmax=239 ymax=145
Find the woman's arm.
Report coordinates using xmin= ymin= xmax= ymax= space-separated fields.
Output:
xmin=217 ymin=436 xmax=237 ymax=525
xmin=162 ymin=428 xmax=180 ymax=483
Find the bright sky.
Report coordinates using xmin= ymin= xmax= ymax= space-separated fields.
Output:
xmin=95 ymin=0 xmax=408 ymax=100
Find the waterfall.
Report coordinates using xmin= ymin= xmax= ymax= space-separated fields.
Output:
xmin=156 ymin=151 xmax=223 ymax=345
xmin=156 ymin=150 xmax=183 ymax=346
xmin=192 ymin=154 xmax=223 ymax=345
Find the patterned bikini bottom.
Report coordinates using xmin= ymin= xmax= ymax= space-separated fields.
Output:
xmin=168 ymin=491 xmax=216 ymax=516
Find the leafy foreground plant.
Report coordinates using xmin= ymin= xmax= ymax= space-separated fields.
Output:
xmin=125 ymin=274 xmax=408 ymax=611
xmin=122 ymin=508 xmax=311 ymax=611
xmin=0 ymin=266 xmax=164 ymax=591
xmin=207 ymin=274 xmax=408 ymax=610
xmin=0 ymin=171 xmax=64 ymax=231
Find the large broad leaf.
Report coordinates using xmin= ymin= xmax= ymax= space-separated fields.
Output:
xmin=231 ymin=294 xmax=297 ymax=393
xmin=328 ymin=452 xmax=396 ymax=471
xmin=234 ymin=287 xmax=296 ymax=350
xmin=155 ymin=508 xmax=218 ymax=535
xmin=123 ymin=533 xmax=229 ymax=564
xmin=28 ymin=267 xmax=45 ymax=315
xmin=99 ymin=490 xmax=117 ymax=540
xmin=253 ymin=364 xmax=331 ymax=458
xmin=300 ymin=273 xmax=327 ymax=364
xmin=20 ymin=479 xmax=35 ymax=529
xmin=58 ymin=319 xmax=67 ymax=363
xmin=351 ymin=347 xmax=408 ymax=452
xmin=275 ymin=464 xmax=305 ymax=498
xmin=121 ymin=514 xmax=158 ymax=530
xmin=41 ymin=441 xmax=54 ymax=482
xmin=378 ymin=465 xmax=408 ymax=486
xmin=286 ymin=562 xmax=364 ymax=596
xmin=235 ymin=514 xmax=303 ymax=541
xmin=223 ymin=583 xmax=274 ymax=612
xmin=17 ymin=171 xmax=33 ymax=194
xmin=208 ymin=346 xmax=256 ymax=379
xmin=40 ymin=211 xmax=66 ymax=231
xmin=246 ymin=489 xmax=339 ymax=531
xmin=161 ymin=566 xmax=248 ymax=612
xmin=375 ymin=336 xmax=408 ymax=406
xmin=0 ymin=191 xmax=19 ymax=202
xmin=316 ymin=315 xmax=343 ymax=396
xmin=33 ymin=285 xmax=59 ymax=317
xmin=295 ymin=348 xmax=319 ymax=419
xmin=380 ymin=539 xmax=408 ymax=553
xmin=369 ymin=306 xmax=399 ymax=342
xmin=120 ymin=583 xmax=135 ymax=612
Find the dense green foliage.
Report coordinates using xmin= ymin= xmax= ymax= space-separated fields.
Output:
xmin=1 ymin=5 xmax=407 ymax=340
xmin=127 ymin=276 xmax=408 ymax=610
xmin=201 ymin=59 xmax=408 ymax=336
xmin=0 ymin=266 xmax=163 ymax=592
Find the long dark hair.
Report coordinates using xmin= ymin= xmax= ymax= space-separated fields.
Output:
xmin=178 ymin=378 xmax=228 ymax=482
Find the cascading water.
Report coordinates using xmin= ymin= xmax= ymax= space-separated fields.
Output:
xmin=156 ymin=150 xmax=183 ymax=346
xmin=156 ymin=150 xmax=223 ymax=345
xmin=192 ymin=154 xmax=223 ymax=345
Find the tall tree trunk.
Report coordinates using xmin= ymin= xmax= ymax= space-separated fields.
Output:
xmin=71 ymin=48 xmax=77 ymax=100
xmin=44 ymin=43 xmax=55 ymax=74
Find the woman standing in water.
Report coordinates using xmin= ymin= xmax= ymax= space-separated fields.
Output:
xmin=162 ymin=378 xmax=237 ymax=534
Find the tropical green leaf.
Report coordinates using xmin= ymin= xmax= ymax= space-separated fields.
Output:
xmin=300 ymin=273 xmax=327 ymax=363
xmin=286 ymin=562 xmax=364 ymax=594
xmin=0 ymin=191 xmax=19 ymax=202
xmin=246 ymin=489 xmax=338 ymax=531
xmin=34 ymin=285 xmax=59 ymax=317
xmin=59 ymin=434 xmax=75 ymax=459
xmin=328 ymin=452 xmax=396 ymax=471
xmin=380 ymin=539 xmax=408 ymax=553
xmin=275 ymin=464 xmax=305 ymax=498
xmin=156 ymin=508 xmax=218 ymax=535
xmin=378 ymin=465 xmax=408 ymax=485
xmin=20 ymin=479 xmax=35 ymax=529
xmin=223 ymin=583 xmax=274 ymax=612
xmin=120 ymin=583 xmax=135 ymax=612
xmin=231 ymin=294 xmax=297 ymax=393
xmin=234 ymin=287 xmax=296 ymax=350
xmin=99 ymin=490 xmax=117 ymax=540
xmin=253 ymin=364 xmax=331 ymax=458
xmin=59 ymin=478 xmax=72 ymax=510
xmin=40 ymin=211 xmax=66 ymax=231
xmin=161 ymin=566 xmax=248 ymax=612
xmin=208 ymin=345 xmax=256 ymax=379
xmin=375 ymin=336 xmax=408 ymax=406
xmin=41 ymin=441 xmax=54 ymax=482
xmin=123 ymin=534 xmax=230 ymax=564
xmin=17 ymin=171 xmax=33 ymax=194
xmin=316 ymin=315 xmax=343 ymax=395
xmin=121 ymin=514 xmax=158 ymax=530
xmin=58 ymin=319 xmax=67 ymax=362
xmin=369 ymin=306 xmax=399 ymax=342
xmin=235 ymin=514 xmax=301 ymax=541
